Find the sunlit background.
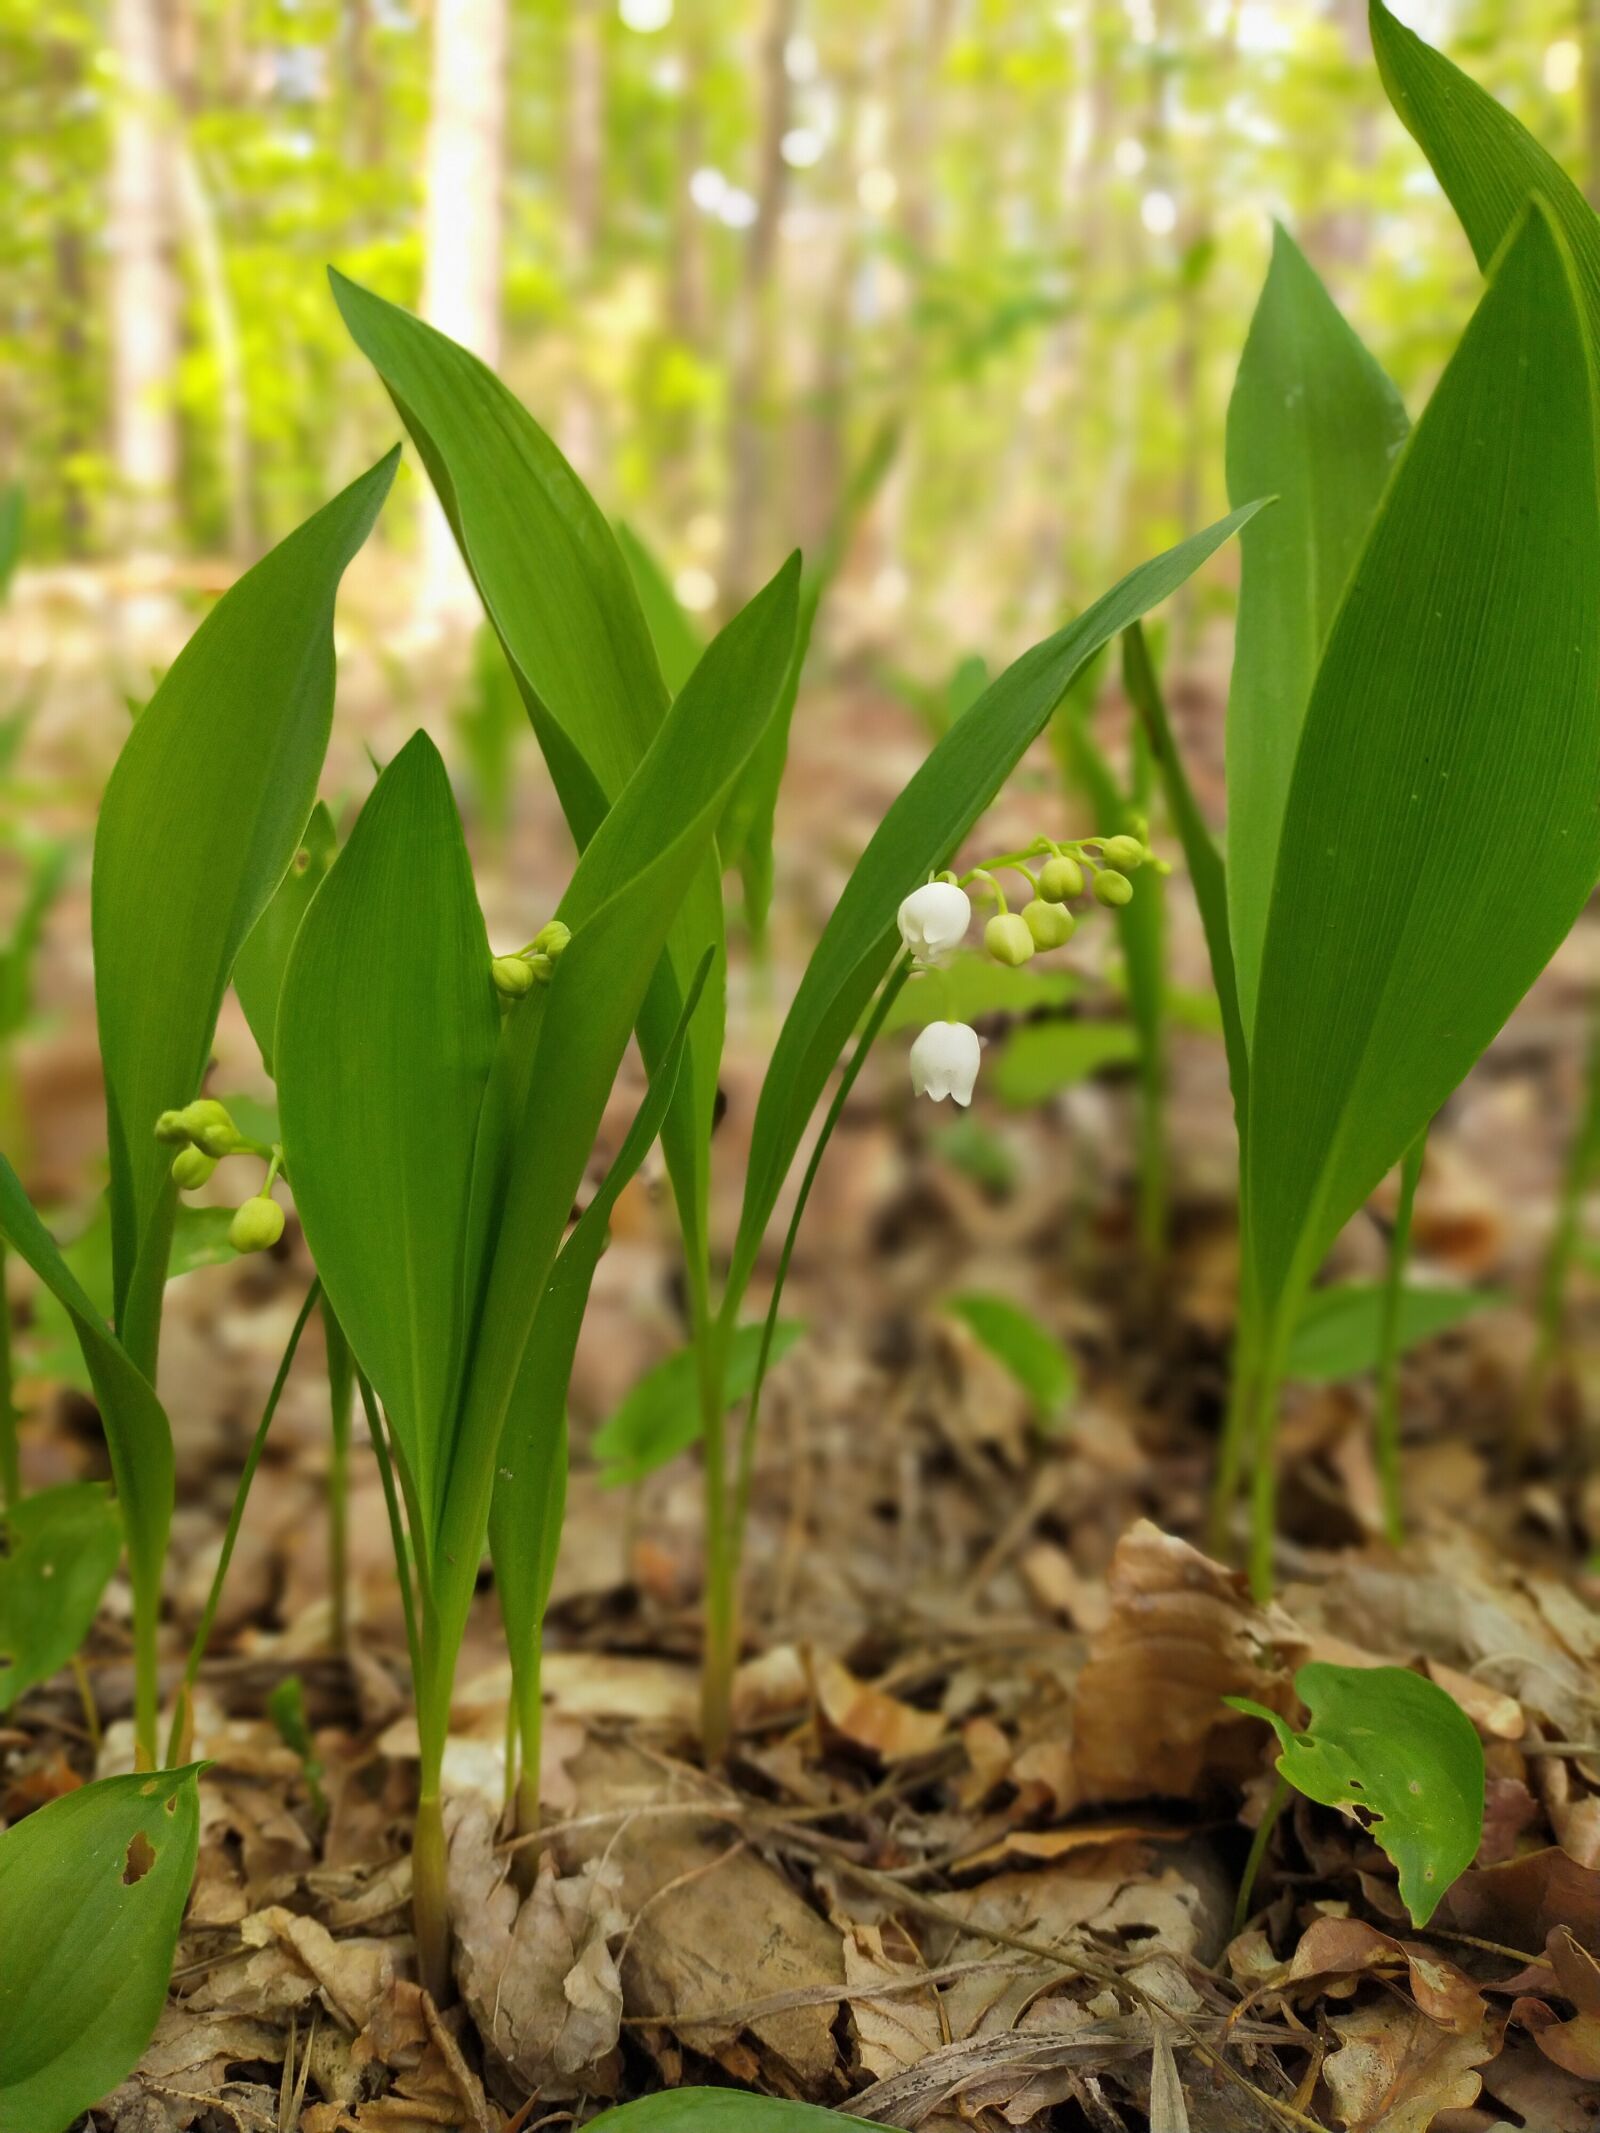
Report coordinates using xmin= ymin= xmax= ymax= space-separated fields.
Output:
xmin=2 ymin=0 xmax=1588 ymax=668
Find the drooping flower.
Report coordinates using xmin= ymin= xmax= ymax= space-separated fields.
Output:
xmin=909 ymin=1020 xmax=981 ymax=1106
xmin=897 ymin=880 xmax=971 ymax=966
xmin=984 ymin=912 xmax=1036 ymax=967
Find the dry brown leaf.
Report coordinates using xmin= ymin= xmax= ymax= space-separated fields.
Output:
xmin=1287 ymin=1917 xmax=1484 ymax=2034
xmin=953 ymin=1822 xmax=1187 ymax=1876
xmin=1442 ymin=1847 xmax=1600 ymax=1957
xmin=842 ymin=1920 xmax=945 ymax=2082
xmin=1072 ymin=1522 xmax=1306 ymax=1803
xmin=812 ymin=1651 xmax=947 ymax=1762
xmin=1323 ymin=1997 xmax=1498 ymax=2132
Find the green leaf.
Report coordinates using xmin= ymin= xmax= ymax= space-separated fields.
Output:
xmin=583 ymin=2098 xmax=878 ymax=2132
xmin=880 ymin=952 xmax=1080 ymax=1033
xmin=594 ymin=1320 xmax=806 ymax=1489
xmin=430 ymin=559 xmax=801 ymax=1660
xmin=616 ymin=521 xmax=705 ymax=696
xmin=1285 ymin=1282 xmax=1498 ymax=1385
xmin=1244 ymin=203 xmax=1600 ymax=1332
xmin=0 ymin=1159 xmax=171 ymax=1754
xmin=232 ymin=801 xmax=338 ymax=1076
xmin=932 ymin=1118 xmax=1020 ymax=1195
xmin=0 ymin=840 xmax=71 ymax=1044
xmin=0 ymin=1483 xmax=122 ymax=1713
xmin=92 ymin=452 xmax=396 ymax=1352
xmin=328 ymin=274 xmax=723 ymax=1280
xmin=21 ymin=1202 xmax=237 ymax=1393
xmin=1227 ymin=1663 xmax=1483 ymax=1927
xmin=490 ymin=950 xmax=713 ymax=1675
xmin=0 ymin=1765 xmax=202 ymax=2130
xmin=726 ymin=503 xmax=1264 ymax=1314
xmin=1225 ymin=224 xmax=1408 ymax=1040
xmin=991 ymin=1020 xmax=1140 ymax=1106
xmin=945 ymin=1293 xmax=1075 ymax=1431
xmin=277 ymin=733 xmax=499 ymax=1542
xmin=0 ymin=484 xmax=22 ymax=602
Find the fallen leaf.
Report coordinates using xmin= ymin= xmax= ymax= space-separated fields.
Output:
xmin=1323 ymin=1997 xmax=1498 ymax=2132
xmin=811 ymin=1652 xmax=947 ymax=1762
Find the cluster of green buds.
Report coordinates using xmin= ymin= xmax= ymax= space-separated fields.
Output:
xmin=490 ymin=919 xmax=572 ymax=1002
xmin=155 ymin=1099 xmax=285 ymax=1254
xmin=895 ymin=823 xmax=1162 ymax=1106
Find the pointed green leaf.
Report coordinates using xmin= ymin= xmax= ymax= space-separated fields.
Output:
xmin=1285 ymin=1282 xmax=1499 ymax=1384
xmin=329 ymin=273 xmax=724 ymax=1275
xmin=584 ymin=2099 xmax=878 ymax=2132
xmin=616 ymin=521 xmax=705 ymax=696
xmin=1226 ymin=225 xmax=1408 ymax=1038
xmin=92 ymin=452 xmax=396 ymax=1343
xmin=1244 ymin=204 xmax=1600 ymax=1329
xmin=725 ymin=504 xmax=1263 ymax=1312
xmin=991 ymin=1020 xmax=1140 ymax=1106
xmin=232 ymin=801 xmax=338 ymax=1075
xmin=0 ymin=1765 xmax=203 ymax=2130
xmin=0 ymin=1483 xmax=122 ymax=1713
xmin=945 ymin=1293 xmax=1075 ymax=1432
xmin=880 ymin=953 xmax=1078 ymax=1032
xmin=593 ymin=1320 xmax=807 ymax=1489
xmin=277 ymin=734 xmax=499 ymax=1537
xmin=1227 ymin=1663 xmax=1483 ymax=1927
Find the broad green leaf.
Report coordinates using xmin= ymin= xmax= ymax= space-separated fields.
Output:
xmin=1372 ymin=0 xmax=1600 ymax=343
xmin=881 ymin=952 xmax=1079 ymax=1033
xmin=232 ymin=801 xmax=338 ymax=1076
xmin=0 ymin=1765 xmax=202 ymax=2130
xmin=92 ymin=451 xmax=396 ymax=1354
xmin=584 ymin=2098 xmax=878 ymax=2131
xmin=0 ymin=840 xmax=70 ymax=1044
xmin=21 ymin=1202 xmax=237 ymax=1394
xmin=0 ymin=1158 xmax=170 ymax=1753
xmin=991 ymin=1020 xmax=1139 ymax=1107
xmin=328 ymin=274 xmax=723 ymax=1278
xmin=1244 ymin=204 xmax=1600 ymax=1332
xmin=490 ymin=950 xmax=712 ymax=1674
xmin=277 ymin=733 xmax=499 ymax=1538
xmin=593 ymin=1320 xmax=806 ymax=1489
xmin=616 ymin=521 xmax=704 ymax=695
xmin=0 ymin=1483 xmax=122 ymax=1712
xmin=1285 ymin=1282 xmax=1498 ymax=1385
xmin=1226 ymin=225 xmax=1408 ymax=1039
xmin=945 ymin=1293 xmax=1075 ymax=1431
xmin=430 ymin=560 xmax=800 ymax=1658
xmin=1227 ymin=1663 xmax=1483 ymax=1927
xmin=726 ymin=503 xmax=1264 ymax=1313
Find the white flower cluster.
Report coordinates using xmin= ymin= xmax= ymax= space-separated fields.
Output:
xmin=897 ymin=882 xmax=981 ymax=1106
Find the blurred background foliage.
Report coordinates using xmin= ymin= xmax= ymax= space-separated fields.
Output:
xmin=0 ymin=0 xmax=1591 ymax=661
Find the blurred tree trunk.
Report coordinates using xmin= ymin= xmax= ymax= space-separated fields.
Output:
xmin=108 ymin=0 xmax=179 ymax=556
xmin=722 ymin=0 xmax=795 ymax=609
xmin=1586 ymin=0 xmax=1600 ymax=209
xmin=563 ymin=0 xmax=605 ymax=481
xmin=419 ymin=0 xmax=508 ymax=620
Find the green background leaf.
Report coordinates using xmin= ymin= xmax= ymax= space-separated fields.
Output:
xmin=0 ymin=1483 xmax=122 ymax=1713
xmin=232 ymin=799 xmax=338 ymax=1076
xmin=1285 ymin=1282 xmax=1498 ymax=1384
xmin=584 ymin=2091 xmax=879 ymax=2130
xmin=594 ymin=1320 xmax=806 ymax=1488
xmin=945 ymin=1292 xmax=1075 ymax=1430
xmin=0 ymin=1765 xmax=202 ymax=2131
xmin=991 ymin=1020 xmax=1140 ymax=1106
xmin=1228 ymin=1662 xmax=1483 ymax=1927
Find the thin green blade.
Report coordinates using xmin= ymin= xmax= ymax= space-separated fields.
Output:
xmin=1285 ymin=1282 xmax=1498 ymax=1384
xmin=1226 ymin=225 xmax=1408 ymax=1038
xmin=1244 ymin=203 xmax=1600 ymax=1327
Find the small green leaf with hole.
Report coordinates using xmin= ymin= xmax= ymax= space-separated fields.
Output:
xmin=0 ymin=1765 xmax=203 ymax=2131
xmin=946 ymin=1293 xmax=1075 ymax=1433
xmin=0 ymin=1484 xmax=122 ymax=1713
xmin=1226 ymin=1662 xmax=1483 ymax=1926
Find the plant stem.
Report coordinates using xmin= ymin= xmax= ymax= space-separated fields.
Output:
xmin=1375 ymin=1127 xmax=1428 ymax=1546
xmin=357 ymin=1370 xmax=422 ymax=1691
xmin=166 ymin=1279 xmax=319 ymax=1766
xmin=411 ymin=1784 xmax=452 ymax=2006
xmin=1232 ymin=1773 xmax=1289 ymax=1938
xmin=1246 ymin=1308 xmax=1292 ymax=1603
xmin=697 ymin=1305 xmax=736 ymax=1764
xmin=1209 ymin=1278 xmax=1258 ymax=1560
xmin=322 ymin=1297 xmax=353 ymax=1652
xmin=512 ymin=1629 xmax=543 ymax=1836
xmin=0 ymin=1237 xmax=17 ymax=1511
xmin=1516 ymin=995 xmax=1600 ymax=1469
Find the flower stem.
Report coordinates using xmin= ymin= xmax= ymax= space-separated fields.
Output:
xmin=1376 ymin=1127 xmax=1427 ymax=1546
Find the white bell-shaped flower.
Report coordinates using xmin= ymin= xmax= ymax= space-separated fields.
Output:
xmin=909 ymin=1020 xmax=981 ymax=1106
xmin=897 ymin=880 xmax=971 ymax=967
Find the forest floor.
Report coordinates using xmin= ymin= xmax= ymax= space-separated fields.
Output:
xmin=7 ymin=597 xmax=1600 ymax=2132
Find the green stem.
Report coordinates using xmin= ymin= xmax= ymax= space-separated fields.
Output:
xmin=1517 ymin=996 xmax=1600 ymax=1468
xmin=357 ymin=1369 xmax=423 ymax=1691
xmin=697 ymin=1305 xmax=736 ymax=1763
xmin=120 ymin=1176 xmax=178 ymax=1387
xmin=322 ymin=1298 xmax=354 ymax=1653
xmin=1247 ymin=1308 xmax=1293 ymax=1603
xmin=1232 ymin=1773 xmax=1290 ymax=1938
xmin=512 ymin=1629 xmax=543 ymax=1836
xmin=166 ymin=1279 xmax=320 ymax=1765
xmin=1375 ymin=1127 xmax=1428 ymax=1546
xmin=0 ymin=1236 xmax=17 ymax=1511
xmin=1209 ymin=1273 xmax=1258 ymax=1561
xmin=411 ymin=1784 xmax=452 ymax=2006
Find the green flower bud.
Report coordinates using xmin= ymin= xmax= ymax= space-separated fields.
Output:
xmin=1100 ymin=834 xmax=1145 ymax=871
xmin=984 ymin=911 xmax=1036 ymax=966
xmin=1093 ymin=869 xmax=1133 ymax=908
xmin=491 ymin=955 xmax=536 ymax=999
xmin=171 ymin=1147 xmax=217 ymax=1191
xmin=1038 ymin=854 xmax=1085 ymax=902
xmin=1022 ymin=898 xmax=1076 ymax=950
xmin=531 ymin=919 xmax=572 ymax=962
xmin=179 ymin=1098 xmax=243 ymax=1158
xmin=229 ymin=1194 xmax=285 ymax=1254
xmin=154 ymin=1109 xmax=189 ymax=1145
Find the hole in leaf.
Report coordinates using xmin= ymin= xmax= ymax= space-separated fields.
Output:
xmin=123 ymin=1830 xmax=156 ymax=1885
xmin=164 ymin=1793 xmax=178 ymax=1814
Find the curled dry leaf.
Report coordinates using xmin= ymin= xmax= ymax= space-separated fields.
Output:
xmin=1072 ymin=1522 xmax=1307 ymax=1803
xmin=811 ymin=1651 xmax=948 ymax=1763
xmin=1286 ymin=1916 xmax=1485 ymax=2034
xmin=1323 ymin=1996 xmax=1500 ymax=2133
